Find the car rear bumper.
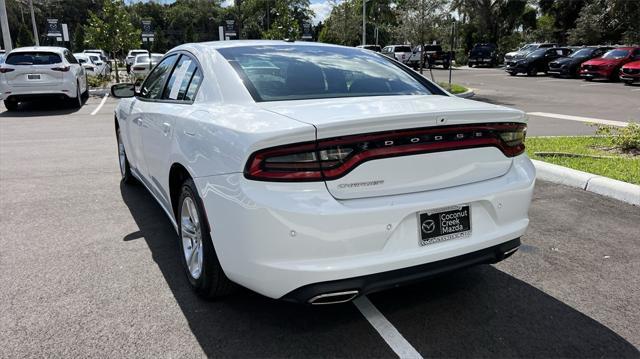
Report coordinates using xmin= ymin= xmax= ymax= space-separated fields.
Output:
xmin=0 ymin=84 xmax=78 ymax=101
xmin=468 ymin=58 xmax=494 ymax=64
xmin=283 ymin=237 xmax=521 ymax=304
xmin=194 ymin=154 xmax=536 ymax=300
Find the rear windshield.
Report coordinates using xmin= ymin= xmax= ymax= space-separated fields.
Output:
xmin=218 ymin=45 xmax=432 ymax=102
xmin=77 ymin=58 xmax=87 ymax=64
xmin=394 ymin=46 xmax=412 ymax=52
xmin=5 ymin=52 xmax=62 ymax=65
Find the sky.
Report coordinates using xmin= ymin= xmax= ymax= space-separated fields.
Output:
xmin=129 ymin=0 xmax=334 ymax=24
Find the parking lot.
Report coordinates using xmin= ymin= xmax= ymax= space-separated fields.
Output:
xmin=429 ymin=66 xmax=640 ymax=136
xmin=1 ymin=88 xmax=639 ymax=357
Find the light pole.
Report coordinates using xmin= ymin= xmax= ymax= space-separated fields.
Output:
xmin=0 ymin=0 xmax=12 ymax=51
xmin=28 ymin=0 xmax=39 ymax=46
xmin=362 ymin=0 xmax=366 ymax=46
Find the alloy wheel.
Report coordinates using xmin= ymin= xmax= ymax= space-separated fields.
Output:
xmin=117 ymin=130 xmax=126 ymax=177
xmin=181 ymin=197 xmax=204 ymax=279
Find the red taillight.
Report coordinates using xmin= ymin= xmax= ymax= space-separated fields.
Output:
xmin=51 ymin=66 xmax=70 ymax=72
xmin=245 ymin=123 xmax=527 ymax=182
xmin=0 ymin=67 xmax=15 ymax=73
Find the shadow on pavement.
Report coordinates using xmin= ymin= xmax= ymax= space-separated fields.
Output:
xmin=0 ymin=98 xmax=81 ymax=117
xmin=120 ymin=182 xmax=639 ymax=358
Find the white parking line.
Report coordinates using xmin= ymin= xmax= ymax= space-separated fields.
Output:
xmin=631 ymin=88 xmax=640 ymax=92
xmin=579 ymin=83 xmax=604 ymax=87
xmin=353 ymin=296 xmax=423 ymax=359
xmin=536 ymin=79 xmax=565 ymax=83
xmin=527 ymin=112 xmax=629 ymax=127
xmin=472 ymin=73 xmax=505 ymax=77
xmin=91 ymin=93 xmax=109 ymax=116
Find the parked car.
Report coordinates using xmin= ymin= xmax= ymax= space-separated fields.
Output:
xmin=0 ymin=46 xmax=88 ymax=111
xmin=505 ymin=47 xmax=572 ymax=76
xmin=504 ymin=43 xmax=557 ymax=63
xmin=74 ymin=53 xmax=108 ymax=76
xmin=130 ymin=53 xmax=164 ymax=80
xmin=620 ymin=60 xmax=640 ymax=85
xmin=381 ymin=45 xmax=413 ymax=64
xmin=110 ymin=41 xmax=534 ymax=304
xmin=83 ymin=49 xmax=111 ymax=73
xmin=408 ymin=44 xmax=451 ymax=69
xmin=126 ymin=49 xmax=149 ymax=73
xmin=579 ymin=47 xmax=640 ymax=81
xmin=356 ymin=45 xmax=381 ymax=52
xmin=547 ymin=46 xmax=613 ymax=78
xmin=467 ymin=43 xmax=499 ymax=67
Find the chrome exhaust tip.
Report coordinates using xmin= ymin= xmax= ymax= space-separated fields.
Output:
xmin=308 ymin=290 xmax=359 ymax=305
xmin=503 ymin=246 xmax=519 ymax=258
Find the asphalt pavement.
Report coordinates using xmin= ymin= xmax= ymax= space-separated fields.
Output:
xmin=0 ymin=93 xmax=639 ymax=357
xmin=427 ymin=66 xmax=640 ymax=136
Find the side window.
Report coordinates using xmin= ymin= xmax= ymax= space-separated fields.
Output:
xmin=163 ymin=55 xmax=198 ymax=101
xmin=139 ymin=54 xmax=177 ymax=100
xmin=184 ymin=68 xmax=203 ymax=102
xmin=64 ymin=51 xmax=78 ymax=64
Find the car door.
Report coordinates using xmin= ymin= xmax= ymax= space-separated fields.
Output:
xmin=141 ymin=54 xmax=200 ymax=208
xmin=63 ymin=50 xmax=85 ymax=92
xmin=130 ymin=54 xmax=178 ymax=191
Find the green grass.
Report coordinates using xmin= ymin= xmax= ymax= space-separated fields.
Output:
xmin=437 ymin=82 xmax=468 ymax=94
xmin=526 ymin=136 xmax=640 ymax=184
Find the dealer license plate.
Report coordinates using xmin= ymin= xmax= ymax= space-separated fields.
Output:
xmin=418 ymin=205 xmax=471 ymax=246
xmin=27 ymin=74 xmax=41 ymax=80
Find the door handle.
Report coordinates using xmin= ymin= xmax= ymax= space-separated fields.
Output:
xmin=133 ymin=117 xmax=143 ymax=126
xmin=162 ymin=122 xmax=171 ymax=136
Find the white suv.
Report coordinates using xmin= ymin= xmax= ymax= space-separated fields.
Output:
xmin=0 ymin=47 xmax=88 ymax=111
xmin=126 ymin=49 xmax=149 ymax=73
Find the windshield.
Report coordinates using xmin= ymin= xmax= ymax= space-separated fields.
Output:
xmin=520 ymin=44 xmax=536 ymax=52
xmin=527 ymin=49 xmax=546 ymax=58
xmin=569 ymin=48 xmax=594 ymax=58
xmin=218 ymin=45 xmax=432 ymax=102
xmin=5 ymin=52 xmax=62 ymax=65
xmin=602 ymin=49 xmax=629 ymax=59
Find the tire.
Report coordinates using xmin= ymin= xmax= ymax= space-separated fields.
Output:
xmin=585 ymin=77 xmax=593 ymax=82
xmin=70 ymin=81 xmax=82 ymax=108
xmin=178 ymin=178 xmax=235 ymax=299
xmin=468 ymin=63 xmax=473 ymax=68
xmin=624 ymin=80 xmax=633 ymax=86
xmin=116 ymin=127 xmax=136 ymax=184
xmin=526 ymin=67 xmax=537 ymax=77
xmin=3 ymin=99 xmax=18 ymax=111
xmin=443 ymin=63 xmax=450 ymax=70
xmin=82 ymin=75 xmax=89 ymax=101
xmin=508 ymin=71 xmax=516 ymax=76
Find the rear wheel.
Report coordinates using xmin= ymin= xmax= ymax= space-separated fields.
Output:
xmin=178 ymin=179 xmax=235 ymax=299
xmin=70 ymin=81 xmax=82 ymax=108
xmin=3 ymin=99 xmax=18 ymax=111
xmin=443 ymin=63 xmax=450 ymax=70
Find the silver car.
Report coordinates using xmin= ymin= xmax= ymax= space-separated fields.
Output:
xmin=0 ymin=46 xmax=88 ymax=111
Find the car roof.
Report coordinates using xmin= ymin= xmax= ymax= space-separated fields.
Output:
xmin=9 ymin=46 xmax=67 ymax=54
xmin=611 ymin=47 xmax=637 ymax=50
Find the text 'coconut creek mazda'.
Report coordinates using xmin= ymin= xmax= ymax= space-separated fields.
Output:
xmin=111 ymin=41 xmax=535 ymax=305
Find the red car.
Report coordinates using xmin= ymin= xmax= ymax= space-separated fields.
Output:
xmin=579 ymin=47 xmax=640 ymax=81
xmin=620 ymin=60 xmax=640 ymax=85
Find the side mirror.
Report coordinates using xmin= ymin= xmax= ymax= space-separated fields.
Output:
xmin=111 ymin=83 xmax=135 ymax=98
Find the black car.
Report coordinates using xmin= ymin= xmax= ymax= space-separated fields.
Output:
xmin=547 ymin=46 xmax=613 ymax=78
xmin=467 ymin=43 xmax=498 ymax=67
xmin=505 ymin=47 xmax=573 ymax=76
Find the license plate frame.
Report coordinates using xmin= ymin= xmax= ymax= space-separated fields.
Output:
xmin=27 ymin=74 xmax=41 ymax=80
xmin=417 ymin=205 xmax=471 ymax=246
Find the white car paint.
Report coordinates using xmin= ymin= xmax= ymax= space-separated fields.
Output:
xmin=0 ymin=46 xmax=87 ymax=105
xmin=73 ymin=53 xmax=107 ymax=76
xmin=130 ymin=53 xmax=164 ymax=80
xmin=114 ymin=40 xmax=535 ymax=301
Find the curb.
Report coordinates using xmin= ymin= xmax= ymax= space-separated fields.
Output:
xmin=532 ymin=159 xmax=640 ymax=206
xmin=455 ymin=89 xmax=475 ymax=99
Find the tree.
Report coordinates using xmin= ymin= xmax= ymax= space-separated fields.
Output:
xmin=568 ymin=0 xmax=640 ymax=45
xmin=84 ymin=0 xmax=140 ymax=82
xmin=262 ymin=0 xmax=304 ymax=39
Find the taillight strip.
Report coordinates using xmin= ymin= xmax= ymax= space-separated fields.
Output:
xmin=245 ymin=122 xmax=526 ymax=182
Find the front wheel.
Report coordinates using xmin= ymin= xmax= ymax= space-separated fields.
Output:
xmin=178 ymin=179 xmax=235 ymax=299
xmin=116 ymin=128 xmax=136 ymax=184
xmin=508 ymin=71 xmax=516 ymax=76
xmin=624 ymin=80 xmax=633 ymax=86
xmin=526 ymin=67 xmax=537 ymax=77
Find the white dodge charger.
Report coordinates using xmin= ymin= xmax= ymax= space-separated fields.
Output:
xmin=111 ymin=41 xmax=535 ymax=304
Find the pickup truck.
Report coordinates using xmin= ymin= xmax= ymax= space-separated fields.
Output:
xmin=407 ymin=44 xmax=452 ymax=69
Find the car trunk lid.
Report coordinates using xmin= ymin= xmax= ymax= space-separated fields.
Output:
xmin=259 ymin=95 xmax=525 ymax=199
